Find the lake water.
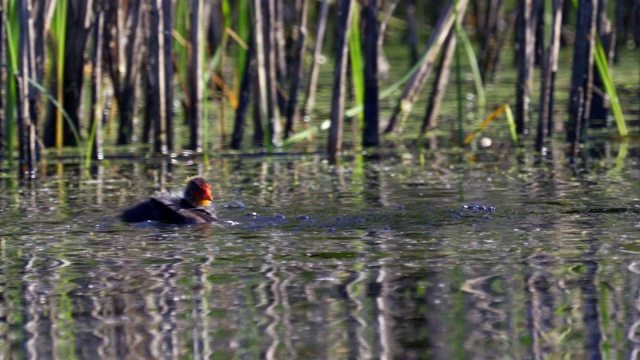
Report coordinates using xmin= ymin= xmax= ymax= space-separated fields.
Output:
xmin=1 ymin=141 xmax=640 ymax=358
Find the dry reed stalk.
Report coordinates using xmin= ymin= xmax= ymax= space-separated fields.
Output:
xmin=89 ymin=4 xmax=104 ymax=160
xmin=422 ymin=28 xmax=457 ymax=134
xmin=384 ymin=0 xmax=469 ymax=134
xmin=302 ymin=0 xmax=329 ymax=117
xmin=188 ymin=0 xmax=203 ymax=151
xmin=535 ymin=0 xmax=563 ymax=150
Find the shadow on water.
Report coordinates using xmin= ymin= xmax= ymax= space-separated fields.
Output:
xmin=2 ymin=143 xmax=640 ymax=358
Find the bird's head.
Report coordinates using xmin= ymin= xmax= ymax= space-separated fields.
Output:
xmin=184 ymin=177 xmax=213 ymax=207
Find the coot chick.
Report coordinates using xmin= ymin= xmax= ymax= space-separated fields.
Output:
xmin=121 ymin=177 xmax=218 ymax=224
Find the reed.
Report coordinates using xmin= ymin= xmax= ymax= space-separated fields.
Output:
xmin=188 ymin=0 xmax=204 ymax=151
xmin=284 ymin=0 xmax=309 ymax=139
xmin=87 ymin=4 xmax=104 ymax=163
xmin=328 ymin=0 xmax=354 ymax=160
xmin=0 ymin=1 xmax=635 ymax=168
xmin=303 ymin=0 xmax=330 ymax=117
xmin=348 ymin=5 xmax=365 ymax=147
xmin=422 ymin=29 xmax=457 ymax=134
xmin=594 ymin=37 xmax=628 ymax=136
xmin=0 ymin=0 xmax=5 ymax=160
xmin=453 ymin=0 xmax=464 ymax=145
xmin=567 ymin=0 xmax=597 ymax=143
xmin=52 ymin=0 xmax=67 ymax=152
xmin=362 ymin=0 xmax=380 ymax=147
xmin=348 ymin=5 xmax=365 ymax=120
xmin=3 ymin=0 xmax=18 ymax=166
xmin=383 ymin=0 xmax=470 ymax=134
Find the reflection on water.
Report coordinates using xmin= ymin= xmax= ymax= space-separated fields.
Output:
xmin=2 ymin=145 xmax=640 ymax=358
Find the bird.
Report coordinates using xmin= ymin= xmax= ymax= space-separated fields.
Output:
xmin=121 ymin=177 xmax=218 ymax=224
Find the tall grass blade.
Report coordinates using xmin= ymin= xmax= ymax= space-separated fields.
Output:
xmin=52 ymin=0 xmax=67 ymax=152
xmin=504 ymin=104 xmax=517 ymax=144
xmin=25 ymin=76 xmax=82 ymax=148
xmin=348 ymin=4 xmax=365 ymax=121
xmin=456 ymin=26 xmax=485 ymax=112
xmin=594 ymin=36 xmax=627 ymax=136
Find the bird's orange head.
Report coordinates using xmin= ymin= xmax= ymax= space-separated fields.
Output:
xmin=184 ymin=177 xmax=213 ymax=206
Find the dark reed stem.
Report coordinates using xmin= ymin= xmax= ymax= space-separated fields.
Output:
xmin=536 ymin=0 xmax=563 ymax=151
xmin=422 ymin=28 xmax=457 ymax=134
xmin=362 ymin=0 xmax=379 ymax=147
xmin=303 ymin=0 xmax=329 ymax=116
xmin=405 ymin=0 xmax=419 ymax=65
xmin=328 ymin=0 xmax=354 ymax=160
xmin=478 ymin=0 xmax=503 ymax=82
xmin=89 ymin=4 xmax=104 ymax=160
xmin=488 ymin=8 xmax=518 ymax=83
xmin=0 ymin=0 xmax=5 ymax=160
xmin=634 ymin=1 xmax=640 ymax=46
xmin=252 ymin=76 xmax=265 ymax=146
xmin=589 ymin=0 xmax=614 ymax=127
xmin=567 ymin=0 xmax=597 ymax=143
xmin=384 ymin=0 xmax=469 ymax=134
xmin=284 ymin=0 xmax=308 ymax=139
xmin=570 ymin=88 xmax=585 ymax=159
xmin=231 ymin=32 xmax=256 ymax=149
xmin=188 ymin=0 xmax=203 ymax=151
xmin=534 ymin=0 xmax=545 ymax=66
xmin=62 ymin=0 xmax=92 ymax=147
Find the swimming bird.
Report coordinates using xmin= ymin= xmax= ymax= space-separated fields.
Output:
xmin=121 ymin=177 xmax=218 ymax=224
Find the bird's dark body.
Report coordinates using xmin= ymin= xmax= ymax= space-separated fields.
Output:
xmin=121 ymin=195 xmax=217 ymax=224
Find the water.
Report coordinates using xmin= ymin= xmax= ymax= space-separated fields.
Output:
xmin=1 ymin=142 xmax=640 ymax=358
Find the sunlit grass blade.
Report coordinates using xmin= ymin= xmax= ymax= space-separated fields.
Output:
xmin=594 ymin=36 xmax=627 ymax=137
xmin=282 ymin=120 xmax=330 ymax=145
xmin=504 ymin=104 xmax=517 ymax=144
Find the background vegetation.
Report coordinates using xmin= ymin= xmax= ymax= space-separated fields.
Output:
xmin=0 ymin=0 xmax=638 ymax=175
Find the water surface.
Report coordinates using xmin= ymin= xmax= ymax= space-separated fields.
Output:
xmin=2 ymin=143 xmax=640 ymax=358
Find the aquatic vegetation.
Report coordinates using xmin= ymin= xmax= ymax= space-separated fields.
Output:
xmin=0 ymin=1 xmax=637 ymax=175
